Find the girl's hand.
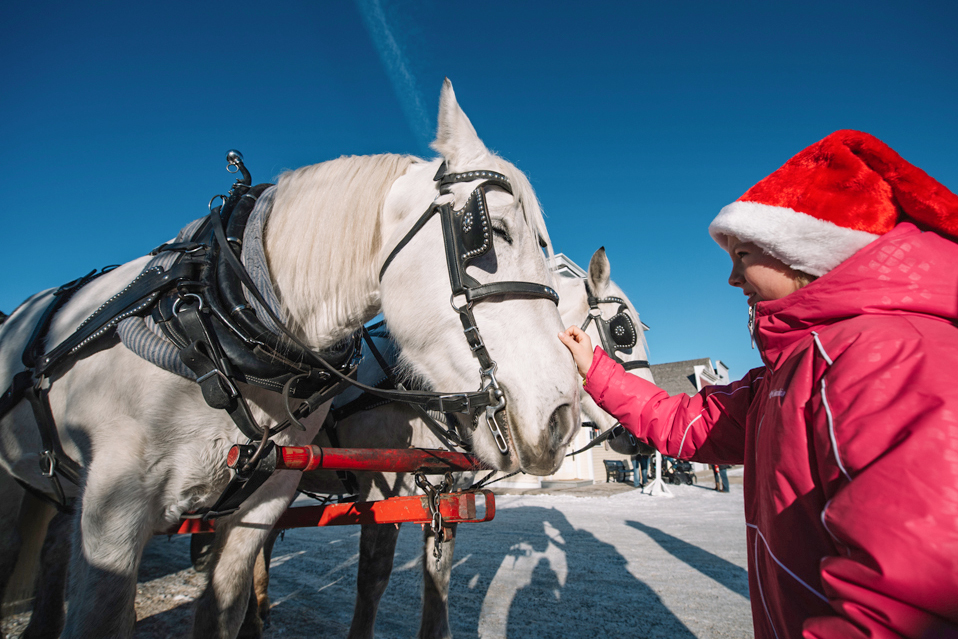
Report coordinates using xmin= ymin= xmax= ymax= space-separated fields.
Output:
xmin=558 ymin=326 xmax=594 ymax=379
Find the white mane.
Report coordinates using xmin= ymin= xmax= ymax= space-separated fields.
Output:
xmin=264 ymin=153 xmax=418 ymax=345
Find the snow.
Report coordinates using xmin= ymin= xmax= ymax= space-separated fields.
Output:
xmin=2 ymin=482 xmax=752 ymax=638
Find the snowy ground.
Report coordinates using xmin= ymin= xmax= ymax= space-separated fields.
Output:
xmin=3 ymin=477 xmax=752 ymax=639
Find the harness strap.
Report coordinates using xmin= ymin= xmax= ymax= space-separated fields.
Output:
xmin=465 ymin=281 xmax=558 ymax=304
xmin=566 ymin=423 xmax=629 ymax=457
xmin=23 ymin=268 xmax=103 ymax=369
xmin=379 ymin=203 xmax=439 ymax=281
xmin=21 ymin=373 xmax=83 ymax=506
xmin=37 ymin=262 xmax=196 ymax=377
xmin=176 ymin=305 xmax=265 ymax=441
xmin=359 ymin=327 xmax=465 ymax=451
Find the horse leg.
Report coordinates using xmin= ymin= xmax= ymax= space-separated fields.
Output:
xmin=62 ymin=461 xmax=155 ymax=639
xmin=21 ymin=509 xmax=73 ymax=639
xmin=236 ymin=528 xmax=279 ymax=639
xmin=190 ymin=532 xmax=217 ymax=571
xmin=191 ymin=470 xmax=299 ymax=639
xmin=0 ymin=476 xmax=25 ymax=639
xmin=419 ymin=523 xmax=457 ymax=639
xmin=346 ymin=523 xmax=402 ymax=639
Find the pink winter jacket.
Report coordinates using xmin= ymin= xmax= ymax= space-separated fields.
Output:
xmin=584 ymin=222 xmax=958 ymax=639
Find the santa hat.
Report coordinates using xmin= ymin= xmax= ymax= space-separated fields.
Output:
xmin=709 ymin=130 xmax=958 ymax=277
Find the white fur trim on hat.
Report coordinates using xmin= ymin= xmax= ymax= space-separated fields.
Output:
xmin=709 ymin=200 xmax=880 ymax=277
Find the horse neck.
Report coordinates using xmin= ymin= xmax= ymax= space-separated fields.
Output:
xmin=263 ymin=154 xmax=417 ymax=348
xmin=556 ymin=276 xmax=590 ymax=326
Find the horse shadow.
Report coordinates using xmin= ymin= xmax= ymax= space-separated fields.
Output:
xmin=626 ymin=519 xmax=749 ymax=599
xmin=449 ymin=505 xmax=697 ymax=639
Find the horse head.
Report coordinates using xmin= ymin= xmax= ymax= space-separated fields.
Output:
xmin=377 ymin=80 xmax=580 ymax=474
xmin=558 ymin=247 xmax=655 ymax=456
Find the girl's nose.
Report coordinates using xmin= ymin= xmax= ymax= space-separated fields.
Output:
xmin=728 ymin=265 xmax=743 ymax=288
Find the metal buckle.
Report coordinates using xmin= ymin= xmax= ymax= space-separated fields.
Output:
xmin=463 ymin=325 xmax=485 ymax=352
xmin=39 ymin=450 xmax=57 ymax=477
xmin=196 ymin=368 xmax=239 ymax=398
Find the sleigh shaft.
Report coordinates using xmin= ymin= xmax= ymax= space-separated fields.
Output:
xmin=171 ymin=489 xmax=495 ymax=533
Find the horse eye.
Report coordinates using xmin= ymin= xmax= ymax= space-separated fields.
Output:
xmin=491 ymin=223 xmax=513 ymax=244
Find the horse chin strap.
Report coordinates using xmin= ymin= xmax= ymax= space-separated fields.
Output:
xmin=378 ymin=161 xmax=559 ymax=455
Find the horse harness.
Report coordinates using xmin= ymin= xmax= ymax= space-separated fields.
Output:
xmin=0 ymin=152 xmax=559 ymax=516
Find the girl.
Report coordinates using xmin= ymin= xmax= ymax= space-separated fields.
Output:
xmin=559 ymin=130 xmax=958 ymax=639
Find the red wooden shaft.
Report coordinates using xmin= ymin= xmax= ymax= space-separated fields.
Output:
xmin=273 ymin=446 xmax=489 ymax=474
xmin=169 ymin=490 xmax=496 ymax=534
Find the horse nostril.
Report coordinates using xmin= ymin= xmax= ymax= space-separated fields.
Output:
xmin=549 ymin=404 xmax=571 ymax=450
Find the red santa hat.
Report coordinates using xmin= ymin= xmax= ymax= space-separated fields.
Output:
xmin=709 ymin=130 xmax=958 ymax=277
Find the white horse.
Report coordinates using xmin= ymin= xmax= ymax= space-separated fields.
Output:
xmin=236 ymin=247 xmax=653 ymax=639
xmin=0 ymin=79 xmax=580 ymax=639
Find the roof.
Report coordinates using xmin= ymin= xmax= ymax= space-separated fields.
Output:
xmin=649 ymin=358 xmax=714 ymax=397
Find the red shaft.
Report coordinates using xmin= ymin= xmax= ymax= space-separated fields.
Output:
xmin=269 ymin=446 xmax=489 ymax=473
xmin=170 ymin=490 xmax=496 ymax=534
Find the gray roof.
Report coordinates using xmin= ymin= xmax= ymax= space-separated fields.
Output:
xmin=649 ymin=358 xmax=713 ymax=397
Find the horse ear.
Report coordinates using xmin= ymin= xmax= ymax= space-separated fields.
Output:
xmin=430 ymin=78 xmax=490 ymax=168
xmin=588 ymin=247 xmax=611 ymax=293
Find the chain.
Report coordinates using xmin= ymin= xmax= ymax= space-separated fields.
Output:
xmin=415 ymin=471 xmax=455 ymax=567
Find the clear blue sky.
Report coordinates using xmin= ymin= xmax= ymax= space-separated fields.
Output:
xmin=2 ymin=0 xmax=956 ymax=379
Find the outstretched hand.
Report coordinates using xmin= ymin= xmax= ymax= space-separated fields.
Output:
xmin=558 ymin=326 xmax=594 ymax=379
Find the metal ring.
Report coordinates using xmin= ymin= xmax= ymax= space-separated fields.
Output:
xmin=208 ymin=194 xmax=226 ymax=213
xmin=172 ymin=293 xmax=204 ymax=315
xmin=449 ymin=292 xmax=473 ymax=314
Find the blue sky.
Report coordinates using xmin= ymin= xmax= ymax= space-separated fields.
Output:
xmin=2 ymin=0 xmax=956 ymax=379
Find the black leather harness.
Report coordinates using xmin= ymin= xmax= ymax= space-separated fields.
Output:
xmin=0 ymin=153 xmax=361 ymax=513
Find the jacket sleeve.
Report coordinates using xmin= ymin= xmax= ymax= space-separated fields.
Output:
xmin=802 ymin=328 xmax=958 ymax=638
xmin=583 ymin=347 xmax=760 ymax=464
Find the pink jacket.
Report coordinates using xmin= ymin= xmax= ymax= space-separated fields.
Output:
xmin=584 ymin=222 xmax=958 ymax=639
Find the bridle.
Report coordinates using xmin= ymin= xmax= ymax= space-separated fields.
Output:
xmin=378 ymin=161 xmax=559 ymax=454
xmin=579 ymin=281 xmax=648 ymax=370
xmin=565 ymin=280 xmax=650 ymax=457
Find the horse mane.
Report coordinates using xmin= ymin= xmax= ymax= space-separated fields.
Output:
xmin=265 ymin=153 xmax=417 ymax=343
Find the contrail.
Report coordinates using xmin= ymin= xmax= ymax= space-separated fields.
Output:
xmin=355 ymin=0 xmax=432 ymax=154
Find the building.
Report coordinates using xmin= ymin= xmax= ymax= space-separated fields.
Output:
xmin=649 ymin=358 xmax=730 ymax=397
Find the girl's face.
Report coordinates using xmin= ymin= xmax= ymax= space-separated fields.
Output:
xmin=726 ymin=238 xmax=807 ymax=306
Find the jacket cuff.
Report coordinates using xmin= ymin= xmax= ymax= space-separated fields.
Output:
xmin=583 ymin=347 xmax=615 ymax=399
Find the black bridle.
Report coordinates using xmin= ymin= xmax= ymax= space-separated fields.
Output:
xmin=377 ymin=161 xmax=559 ymax=453
xmin=579 ymin=281 xmax=648 ymax=371
xmin=564 ymin=281 xmax=650 ymax=458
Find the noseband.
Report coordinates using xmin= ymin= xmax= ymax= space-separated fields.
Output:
xmin=378 ymin=162 xmax=559 ymax=453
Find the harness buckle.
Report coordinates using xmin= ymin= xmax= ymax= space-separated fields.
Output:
xmin=462 ymin=326 xmax=485 ymax=352
xmin=39 ymin=450 xmax=57 ymax=478
xmin=196 ymin=368 xmax=239 ymax=399
xmin=437 ymin=393 xmax=470 ymax=414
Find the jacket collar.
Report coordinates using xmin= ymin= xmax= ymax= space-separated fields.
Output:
xmin=753 ymin=222 xmax=958 ymax=368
